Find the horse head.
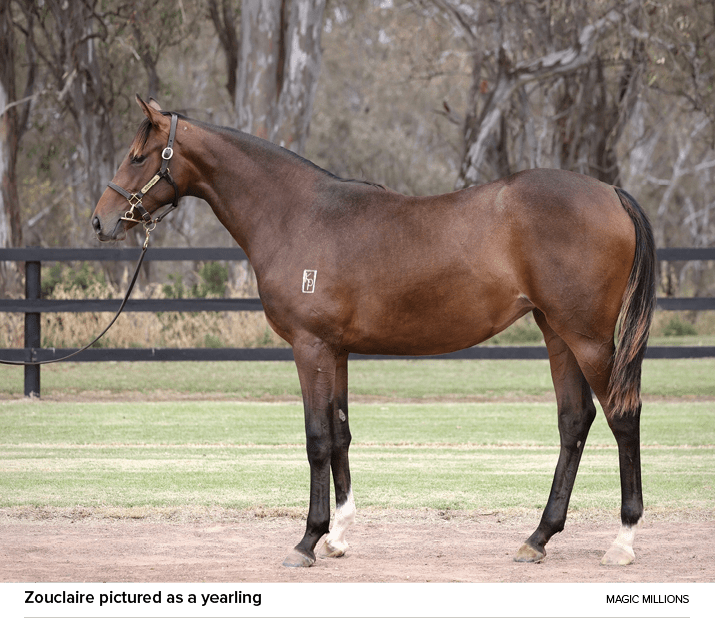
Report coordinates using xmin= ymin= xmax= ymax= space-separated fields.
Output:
xmin=92 ymin=96 xmax=185 ymax=241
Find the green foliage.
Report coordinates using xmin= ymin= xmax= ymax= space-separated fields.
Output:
xmin=162 ymin=273 xmax=186 ymax=299
xmin=158 ymin=263 xmax=229 ymax=348
xmin=162 ymin=262 xmax=228 ymax=299
xmin=192 ymin=262 xmax=228 ymax=298
xmin=41 ymin=263 xmax=108 ymax=298
xmin=41 ymin=264 xmax=63 ymax=297
xmin=662 ymin=316 xmax=698 ymax=337
xmin=203 ymin=333 xmax=224 ymax=348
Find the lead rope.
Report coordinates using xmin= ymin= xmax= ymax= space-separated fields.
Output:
xmin=0 ymin=223 xmax=154 ymax=367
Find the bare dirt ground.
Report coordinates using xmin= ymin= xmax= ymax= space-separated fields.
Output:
xmin=3 ymin=393 xmax=713 ymax=584
xmin=1 ymin=509 xmax=713 ymax=583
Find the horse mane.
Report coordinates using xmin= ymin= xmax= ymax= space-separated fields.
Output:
xmin=144 ymin=112 xmax=386 ymax=191
xmin=336 ymin=176 xmax=386 ymax=190
xmin=219 ymin=123 xmax=386 ymax=190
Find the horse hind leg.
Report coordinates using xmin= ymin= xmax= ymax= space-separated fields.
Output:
xmin=600 ymin=405 xmax=643 ymax=565
xmin=320 ymin=350 xmax=356 ymax=558
xmin=551 ymin=324 xmax=644 ymax=566
xmin=515 ymin=310 xmax=597 ymax=562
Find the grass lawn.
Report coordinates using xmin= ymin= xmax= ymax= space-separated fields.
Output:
xmin=0 ymin=358 xmax=713 ymax=399
xmin=1 ymin=391 xmax=713 ymax=515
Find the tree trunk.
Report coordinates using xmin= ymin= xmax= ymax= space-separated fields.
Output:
xmin=43 ymin=0 xmax=116 ymax=228
xmin=0 ymin=0 xmax=23 ymax=251
xmin=235 ymin=0 xmax=325 ymax=154
xmin=208 ymin=0 xmax=240 ymax=105
xmin=455 ymin=7 xmax=627 ymax=189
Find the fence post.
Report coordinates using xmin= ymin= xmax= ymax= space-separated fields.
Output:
xmin=24 ymin=259 xmax=41 ymax=397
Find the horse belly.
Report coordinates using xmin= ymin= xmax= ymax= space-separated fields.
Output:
xmin=342 ymin=280 xmax=533 ymax=356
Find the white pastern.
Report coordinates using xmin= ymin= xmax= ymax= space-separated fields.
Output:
xmin=324 ymin=488 xmax=355 ymax=556
xmin=615 ymin=520 xmax=640 ymax=552
xmin=602 ymin=518 xmax=643 ymax=565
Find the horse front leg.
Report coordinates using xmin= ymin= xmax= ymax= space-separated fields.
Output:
xmin=283 ymin=339 xmax=338 ymax=568
xmin=320 ymin=350 xmax=356 ymax=558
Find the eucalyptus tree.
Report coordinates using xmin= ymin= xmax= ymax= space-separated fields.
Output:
xmin=234 ymin=0 xmax=327 ymax=155
xmin=0 ymin=0 xmax=34 ymax=253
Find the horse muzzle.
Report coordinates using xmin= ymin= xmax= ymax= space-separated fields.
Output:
xmin=92 ymin=214 xmax=127 ymax=242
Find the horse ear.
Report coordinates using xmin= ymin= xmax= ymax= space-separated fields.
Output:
xmin=135 ymin=94 xmax=164 ymax=127
xmin=148 ymin=98 xmax=162 ymax=111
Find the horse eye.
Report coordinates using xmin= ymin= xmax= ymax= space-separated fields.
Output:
xmin=130 ymin=154 xmax=146 ymax=165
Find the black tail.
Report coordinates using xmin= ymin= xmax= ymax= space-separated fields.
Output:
xmin=608 ymin=188 xmax=657 ymax=418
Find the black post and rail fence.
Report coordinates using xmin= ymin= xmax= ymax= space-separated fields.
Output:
xmin=1 ymin=247 xmax=714 ymax=397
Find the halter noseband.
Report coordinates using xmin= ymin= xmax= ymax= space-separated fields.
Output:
xmin=108 ymin=113 xmax=180 ymax=227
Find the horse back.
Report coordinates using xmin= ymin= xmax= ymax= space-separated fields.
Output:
xmin=258 ymin=168 xmax=634 ymax=355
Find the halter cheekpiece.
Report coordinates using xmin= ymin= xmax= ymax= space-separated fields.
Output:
xmin=107 ymin=112 xmax=180 ymax=228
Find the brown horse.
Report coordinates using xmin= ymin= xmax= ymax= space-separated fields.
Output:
xmin=92 ymin=97 xmax=656 ymax=568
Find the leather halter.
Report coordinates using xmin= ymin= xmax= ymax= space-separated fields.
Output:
xmin=108 ymin=113 xmax=180 ymax=226
xmin=0 ymin=114 xmax=180 ymax=367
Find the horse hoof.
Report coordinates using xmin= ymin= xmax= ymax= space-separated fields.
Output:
xmin=318 ymin=539 xmax=348 ymax=558
xmin=514 ymin=542 xmax=546 ymax=563
xmin=601 ymin=544 xmax=635 ymax=566
xmin=282 ymin=549 xmax=315 ymax=568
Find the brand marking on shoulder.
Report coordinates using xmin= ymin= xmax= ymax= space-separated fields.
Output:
xmin=302 ymin=269 xmax=317 ymax=294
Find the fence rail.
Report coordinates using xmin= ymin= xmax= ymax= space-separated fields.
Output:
xmin=1 ymin=246 xmax=713 ymax=396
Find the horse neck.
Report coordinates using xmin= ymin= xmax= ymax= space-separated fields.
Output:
xmin=185 ymin=123 xmax=317 ymax=262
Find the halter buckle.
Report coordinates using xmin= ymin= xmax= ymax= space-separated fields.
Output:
xmin=121 ymin=194 xmax=143 ymax=223
xmin=162 ymin=147 xmax=173 ymax=160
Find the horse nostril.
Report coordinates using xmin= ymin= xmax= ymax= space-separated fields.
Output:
xmin=92 ymin=216 xmax=102 ymax=234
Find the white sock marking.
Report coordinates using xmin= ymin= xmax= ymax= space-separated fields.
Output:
xmin=610 ymin=519 xmax=642 ymax=558
xmin=326 ymin=488 xmax=355 ymax=554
